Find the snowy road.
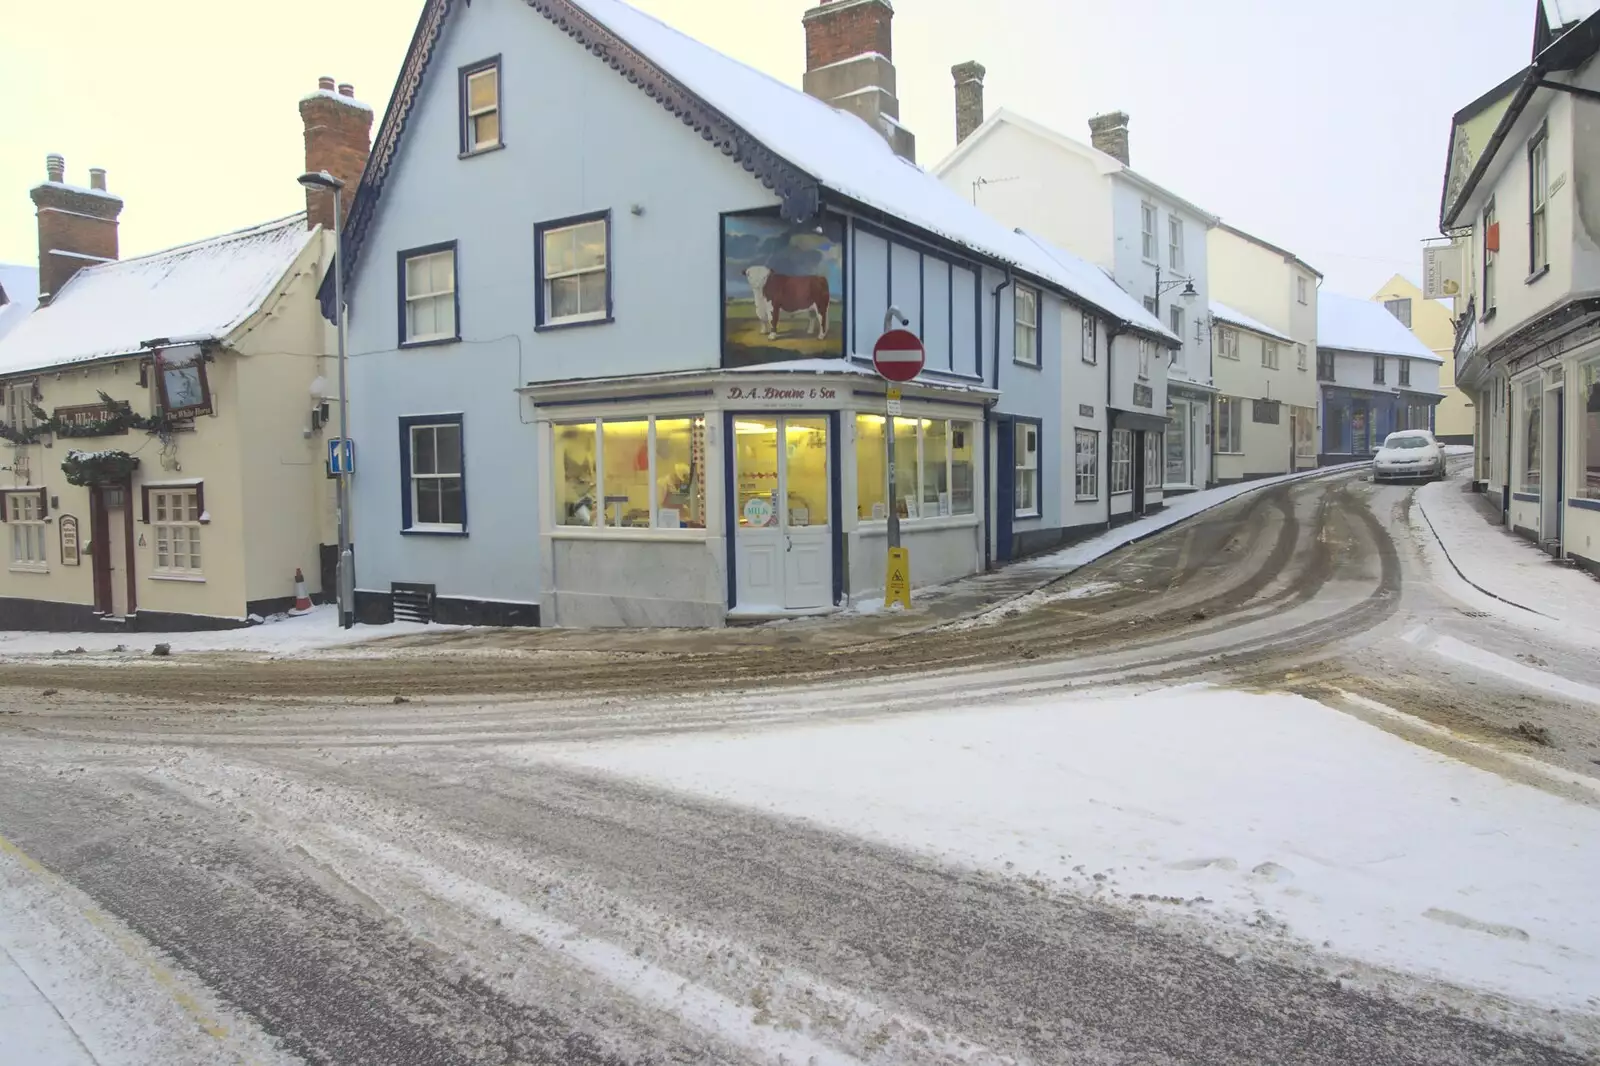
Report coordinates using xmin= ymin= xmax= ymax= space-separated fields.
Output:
xmin=3 ymin=463 xmax=1600 ymax=1064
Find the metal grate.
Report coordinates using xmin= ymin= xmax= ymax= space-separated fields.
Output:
xmin=391 ymin=582 xmax=436 ymax=624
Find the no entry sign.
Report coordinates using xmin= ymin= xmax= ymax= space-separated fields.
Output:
xmin=873 ymin=329 xmax=925 ymax=383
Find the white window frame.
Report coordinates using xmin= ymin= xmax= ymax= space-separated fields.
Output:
xmin=402 ymin=247 xmax=457 ymax=344
xmin=1530 ymin=128 xmax=1548 ymax=276
xmin=1014 ymin=421 xmax=1040 ymax=517
xmin=1074 ymin=429 xmax=1099 ymax=500
xmin=1143 ymin=431 xmax=1162 ymax=492
xmin=1137 ymin=338 xmax=1152 ymax=380
xmin=1483 ymin=200 xmax=1498 ymax=315
xmin=1014 ymin=285 xmax=1039 ymax=366
xmin=1165 ymin=403 xmax=1189 ymax=486
xmin=1110 ymin=428 xmax=1133 ymax=495
xmin=540 ymin=217 xmax=610 ymax=327
xmin=1169 ymin=306 xmax=1184 ymax=345
xmin=6 ymin=490 xmax=47 ymax=571
xmin=1215 ymin=397 xmax=1243 ymax=454
xmin=151 ymin=488 xmax=203 ymax=577
xmin=858 ymin=416 xmax=978 ymax=523
xmin=4 ymin=381 xmax=37 ymax=433
xmin=1263 ymin=341 xmax=1279 ymax=370
xmin=1141 ymin=202 xmax=1157 ymax=262
xmin=1297 ymin=276 xmax=1308 ymax=305
xmin=1168 ymin=215 xmax=1184 ymax=272
xmin=1215 ymin=326 xmax=1239 ymax=360
xmin=1522 ymin=379 xmax=1542 ymax=491
xmin=462 ymin=61 xmax=502 ymax=153
xmin=1296 ymin=343 xmax=1308 ymax=371
xmin=1580 ymin=358 xmax=1600 ymax=500
xmin=408 ymin=422 xmax=465 ymax=532
xmin=557 ymin=415 xmax=714 ymax=532
xmin=1082 ymin=313 xmax=1098 ymax=365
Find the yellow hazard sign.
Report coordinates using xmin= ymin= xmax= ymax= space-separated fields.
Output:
xmin=886 ymin=547 xmax=912 ymax=609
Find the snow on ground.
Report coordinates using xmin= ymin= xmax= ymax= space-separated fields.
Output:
xmin=1414 ymin=479 xmax=1600 ymax=642
xmin=947 ymin=580 xmax=1122 ymax=630
xmin=536 ymin=686 xmax=1600 ymax=1015
xmin=1008 ymin=463 xmax=1364 ymax=579
xmin=0 ymin=839 xmax=298 ymax=1066
xmin=0 ymin=604 xmax=450 ymax=660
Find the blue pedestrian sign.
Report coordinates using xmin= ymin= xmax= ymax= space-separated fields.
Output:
xmin=327 ymin=437 xmax=355 ymax=475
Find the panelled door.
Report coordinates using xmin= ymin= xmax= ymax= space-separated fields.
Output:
xmin=733 ymin=415 xmax=832 ymax=610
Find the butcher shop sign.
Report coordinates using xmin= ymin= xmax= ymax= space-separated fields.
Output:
xmin=721 ymin=212 xmax=845 ymax=368
xmin=718 ymin=382 xmax=839 ymax=408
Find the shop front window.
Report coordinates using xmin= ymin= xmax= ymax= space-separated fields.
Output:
xmin=1165 ymin=403 xmax=1189 ymax=485
xmin=857 ymin=415 xmax=977 ymax=521
xmin=1144 ymin=432 xmax=1162 ymax=491
xmin=1110 ymin=429 xmax=1133 ymax=494
xmin=1523 ymin=382 xmax=1541 ymax=491
xmin=555 ymin=416 xmax=708 ymax=529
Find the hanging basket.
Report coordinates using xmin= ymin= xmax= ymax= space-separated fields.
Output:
xmin=62 ymin=449 xmax=140 ymax=487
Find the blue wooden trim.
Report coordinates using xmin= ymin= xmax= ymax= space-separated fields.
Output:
xmin=396 ymin=240 xmax=460 ymax=348
xmin=398 ymin=412 xmax=467 ymax=534
xmin=829 ymin=410 xmax=844 ymax=606
xmin=533 ymin=388 xmax=715 ymax=408
xmin=458 ymin=54 xmax=503 ymax=155
xmin=534 ymin=209 xmax=612 ymax=329
xmin=1513 ymin=491 xmax=1541 ymax=502
xmin=853 ymin=217 xmax=986 ymax=275
xmin=724 ymin=411 xmax=737 ymax=610
xmin=995 ymin=415 xmax=1014 ymax=560
xmin=1569 ymin=497 xmax=1600 ymax=511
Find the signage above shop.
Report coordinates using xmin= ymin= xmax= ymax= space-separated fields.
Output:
xmin=720 ymin=382 xmax=839 ymax=407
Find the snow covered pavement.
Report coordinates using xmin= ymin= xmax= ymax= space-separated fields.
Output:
xmin=538 ymin=685 xmax=1600 ymax=1023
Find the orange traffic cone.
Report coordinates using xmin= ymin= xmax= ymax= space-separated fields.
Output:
xmin=291 ymin=568 xmax=313 ymax=614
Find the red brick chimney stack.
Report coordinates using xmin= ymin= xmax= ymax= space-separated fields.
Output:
xmin=802 ymin=0 xmax=915 ymax=162
xmin=298 ymin=76 xmax=374 ymax=232
xmin=30 ymin=155 xmax=123 ymax=304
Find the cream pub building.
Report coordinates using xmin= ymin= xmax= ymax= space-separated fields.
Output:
xmin=336 ymin=0 xmax=1176 ymax=628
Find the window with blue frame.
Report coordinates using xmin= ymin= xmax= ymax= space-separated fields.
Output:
xmin=400 ymin=414 xmax=466 ymax=534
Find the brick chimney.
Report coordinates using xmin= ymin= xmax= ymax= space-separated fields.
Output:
xmin=802 ymin=0 xmax=915 ymax=162
xmin=1088 ymin=111 xmax=1130 ymax=166
xmin=29 ymin=155 xmax=123 ymax=304
xmin=298 ymin=76 xmax=374 ymax=232
xmin=952 ymin=61 xmax=986 ymax=145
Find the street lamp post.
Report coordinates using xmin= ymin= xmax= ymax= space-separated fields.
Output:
xmin=298 ymin=170 xmax=354 ymax=629
xmin=1152 ymin=264 xmax=1198 ymax=365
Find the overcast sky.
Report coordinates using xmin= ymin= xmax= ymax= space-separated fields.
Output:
xmin=1 ymin=0 xmax=1536 ymax=299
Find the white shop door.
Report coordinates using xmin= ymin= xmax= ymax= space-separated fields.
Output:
xmin=733 ymin=415 xmax=832 ymax=611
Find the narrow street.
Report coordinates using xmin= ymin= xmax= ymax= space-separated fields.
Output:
xmin=2 ymin=463 xmax=1598 ymax=1064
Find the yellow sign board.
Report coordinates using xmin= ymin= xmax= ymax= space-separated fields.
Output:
xmin=886 ymin=546 xmax=912 ymax=609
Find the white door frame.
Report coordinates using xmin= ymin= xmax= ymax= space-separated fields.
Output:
xmin=731 ymin=412 xmax=835 ymax=612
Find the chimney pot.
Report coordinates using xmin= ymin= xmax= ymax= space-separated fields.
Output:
xmin=1088 ymin=111 xmax=1130 ymax=166
xmin=952 ymin=61 xmax=986 ymax=145
xmin=46 ymin=154 xmax=65 ymax=184
xmin=338 ymin=83 xmax=355 ymax=97
xmin=318 ymin=75 xmax=336 ymax=92
xmin=31 ymin=156 xmax=122 ymax=302
xmin=88 ymin=168 xmax=107 ymax=192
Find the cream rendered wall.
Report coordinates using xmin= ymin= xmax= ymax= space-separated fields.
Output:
xmin=0 ymin=353 xmax=249 ymax=620
xmin=1208 ymin=230 xmax=1290 ymax=335
xmin=1213 ymin=327 xmax=1294 ymax=481
xmin=230 ymin=228 xmax=340 ymax=606
xmin=1371 ymin=275 xmax=1472 ymax=439
xmin=935 ymin=120 xmax=1116 ymax=270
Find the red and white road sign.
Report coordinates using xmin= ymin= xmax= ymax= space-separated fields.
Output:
xmin=872 ymin=329 xmax=926 ymax=383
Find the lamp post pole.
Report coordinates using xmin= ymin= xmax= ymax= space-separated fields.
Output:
xmin=332 ymin=188 xmax=353 ymax=630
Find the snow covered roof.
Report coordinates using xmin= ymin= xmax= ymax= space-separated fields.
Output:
xmin=338 ymin=0 xmax=1180 ymax=342
xmin=1317 ymin=292 xmax=1443 ymax=362
xmin=1019 ymin=231 xmax=1178 ymax=343
xmin=0 ymin=215 xmax=315 ymax=377
xmin=0 ymin=263 xmax=40 ymax=346
xmin=1544 ymin=0 xmax=1600 ymax=29
xmin=1209 ymin=300 xmax=1292 ymax=344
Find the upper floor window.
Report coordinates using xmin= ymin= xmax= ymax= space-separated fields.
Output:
xmin=399 ymin=243 xmax=458 ymax=346
xmin=1014 ymin=285 xmax=1040 ymax=366
xmin=1169 ymin=306 xmax=1184 ymax=345
xmin=1297 ymin=276 xmax=1308 ymax=305
xmin=1263 ymin=341 xmax=1280 ymax=370
xmin=3 ymin=381 xmax=36 ymax=433
xmin=1399 ymin=358 xmax=1412 ymax=387
xmin=1137 ymin=338 xmax=1153 ymax=380
xmin=1215 ymin=325 xmax=1239 ymax=360
xmin=1529 ymin=127 xmax=1549 ymax=277
xmin=1483 ymin=199 xmax=1498 ymax=316
xmin=1081 ymin=313 xmax=1097 ymax=365
xmin=1168 ymin=216 xmax=1184 ymax=271
xmin=460 ymin=58 xmax=502 ymax=154
xmin=5 ymin=489 xmax=47 ymax=571
xmin=1384 ymin=298 xmax=1412 ymax=328
xmin=537 ymin=213 xmax=610 ymax=328
xmin=1141 ymin=202 xmax=1157 ymax=261
xmin=1143 ymin=295 xmax=1157 ymax=317
xmin=1317 ymin=349 xmax=1335 ymax=381
xmin=1296 ymin=343 xmax=1308 ymax=370
xmin=1373 ymin=356 xmax=1386 ymax=385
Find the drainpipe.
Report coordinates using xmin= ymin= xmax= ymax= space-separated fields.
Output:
xmin=985 ymin=271 xmax=1012 ymax=569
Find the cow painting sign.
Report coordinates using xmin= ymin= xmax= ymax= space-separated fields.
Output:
xmin=722 ymin=212 xmax=845 ymax=367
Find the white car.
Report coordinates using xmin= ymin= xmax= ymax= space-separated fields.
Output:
xmin=1372 ymin=431 xmax=1445 ymax=482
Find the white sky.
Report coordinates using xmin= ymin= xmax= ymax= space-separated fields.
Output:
xmin=0 ymin=0 xmax=1535 ymax=299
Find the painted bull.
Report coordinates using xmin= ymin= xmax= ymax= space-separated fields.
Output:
xmin=744 ymin=265 xmax=830 ymax=341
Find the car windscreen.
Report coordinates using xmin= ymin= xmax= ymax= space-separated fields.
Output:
xmin=1385 ymin=436 xmax=1430 ymax=450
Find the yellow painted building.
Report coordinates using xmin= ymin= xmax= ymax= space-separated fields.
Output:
xmin=1370 ymin=274 xmax=1473 ymax=441
xmin=0 ymin=214 xmax=340 ymax=629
